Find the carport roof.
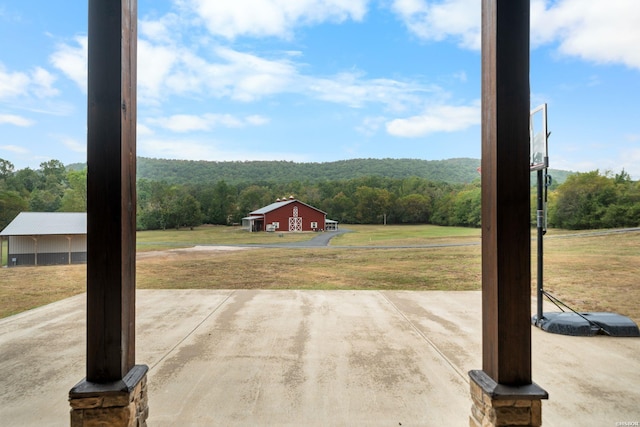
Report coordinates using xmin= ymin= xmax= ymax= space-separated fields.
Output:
xmin=0 ymin=212 xmax=86 ymax=236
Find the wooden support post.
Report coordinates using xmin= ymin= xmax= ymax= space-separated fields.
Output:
xmin=70 ymin=1 xmax=148 ymax=425
xmin=481 ymin=0 xmax=531 ymax=387
xmin=470 ymin=1 xmax=548 ymax=425
xmin=85 ymin=0 xmax=138 ymax=383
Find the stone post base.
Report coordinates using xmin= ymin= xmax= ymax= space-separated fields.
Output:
xmin=69 ymin=365 xmax=149 ymax=427
xmin=469 ymin=370 xmax=548 ymax=427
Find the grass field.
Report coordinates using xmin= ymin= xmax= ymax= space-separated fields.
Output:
xmin=331 ymin=224 xmax=480 ymax=246
xmin=1 ymin=225 xmax=638 ymax=323
xmin=136 ymin=224 xmax=313 ymax=250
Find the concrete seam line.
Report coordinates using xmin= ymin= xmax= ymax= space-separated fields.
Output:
xmin=378 ymin=291 xmax=469 ymax=384
xmin=148 ymin=290 xmax=236 ymax=371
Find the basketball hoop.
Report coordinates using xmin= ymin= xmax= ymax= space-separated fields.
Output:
xmin=530 ymin=103 xmax=548 ymax=171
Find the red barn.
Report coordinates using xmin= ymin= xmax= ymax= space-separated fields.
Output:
xmin=242 ymin=197 xmax=337 ymax=232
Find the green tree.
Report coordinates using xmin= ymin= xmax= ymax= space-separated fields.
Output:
xmin=208 ymin=180 xmax=236 ymax=225
xmin=29 ymin=188 xmax=62 ymax=212
xmin=0 ymin=190 xmax=28 ymax=230
xmin=550 ymin=171 xmax=618 ymax=229
xmin=395 ymin=194 xmax=431 ymax=224
xmin=172 ymin=193 xmax=204 ymax=229
xmin=39 ymin=159 xmax=66 ymax=183
xmin=323 ymin=191 xmax=355 ymax=223
xmin=137 ymin=180 xmax=173 ymax=230
xmin=450 ymin=186 xmax=481 ymax=227
xmin=0 ymin=158 xmax=15 ymax=182
xmin=11 ymin=167 xmax=42 ymax=194
xmin=59 ymin=169 xmax=87 ymax=212
xmin=353 ymin=186 xmax=393 ymax=224
xmin=237 ymin=185 xmax=272 ymax=217
xmin=431 ymin=190 xmax=457 ymax=226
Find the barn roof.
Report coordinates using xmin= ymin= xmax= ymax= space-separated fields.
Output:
xmin=250 ymin=199 xmax=326 ymax=215
xmin=0 ymin=212 xmax=87 ymax=236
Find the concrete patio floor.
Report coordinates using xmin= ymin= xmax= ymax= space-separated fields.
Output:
xmin=1 ymin=289 xmax=639 ymax=426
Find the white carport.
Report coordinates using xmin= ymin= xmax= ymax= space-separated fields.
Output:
xmin=241 ymin=216 xmax=264 ymax=232
xmin=325 ymin=219 xmax=339 ymax=231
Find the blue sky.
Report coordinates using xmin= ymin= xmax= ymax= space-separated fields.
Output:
xmin=1 ymin=0 xmax=639 ymax=178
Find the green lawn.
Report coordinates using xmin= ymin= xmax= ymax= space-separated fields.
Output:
xmin=135 ymin=224 xmax=482 ymax=251
xmin=1 ymin=225 xmax=639 ymax=324
xmin=333 ymin=224 xmax=480 ymax=246
xmin=136 ymin=224 xmax=315 ymax=251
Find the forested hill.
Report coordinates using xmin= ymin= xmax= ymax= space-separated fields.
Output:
xmin=134 ymin=157 xmax=573 ymax=186
xmin=136 ymin=157 xmax=483 ymax=185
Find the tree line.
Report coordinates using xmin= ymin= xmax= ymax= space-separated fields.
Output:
xmin=135 ymin=175 xmax=482 ymax=230
xmin=2 ymin=157 xmax=638 ymax=231
xmin=1 ymin=159 xmax=86 ymax=229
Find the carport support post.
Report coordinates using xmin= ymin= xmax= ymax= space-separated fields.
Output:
xmin=469 ymin=1 xmax=548 ymax=426
xmin=69 ymin=1 xmax=148 ymax=426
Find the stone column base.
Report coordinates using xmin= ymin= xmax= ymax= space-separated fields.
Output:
xmin=469 ymin=370 xmax=548 ymax=427
xmin=69 ymin=365 xmax=149 ymax=427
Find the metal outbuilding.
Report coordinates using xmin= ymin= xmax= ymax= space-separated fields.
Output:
xmin=0 ymin=212 xmax=87 ymax=267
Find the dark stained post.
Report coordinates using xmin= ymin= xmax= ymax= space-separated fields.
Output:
xmin=481 ymin=0 xmax=531 ymax=385
xmin=85 ymin=0 xmax=137 ymax=383
xmin=469 ymin=1 xmax=548 ymax=426
xmin=69 ymin=1 xmax=149 ymax=425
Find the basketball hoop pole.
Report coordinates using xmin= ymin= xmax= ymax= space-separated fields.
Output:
xmin=536 ymin=167 xmax=545 ymax=324
xmin=534 ymin=104 xmax=549 ymax=326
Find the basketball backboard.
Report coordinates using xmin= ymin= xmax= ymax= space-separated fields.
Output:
xmin=530 ymin=103 xmax=548 ymax=171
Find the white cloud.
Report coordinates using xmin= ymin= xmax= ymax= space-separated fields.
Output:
xmin=390 ymin=0 xmax=640 ymax=69
xmin=139 ymin=13 xmax=182 ymax=44
xmin=50 ymin=36 xmax=88 ymax=92
xmin=137 ymin=124 xmax=154 ymax=137
xmin=386 ymin=102 xmax=480 ymax=137
xmin=58 ymin=136 xmax=86 ymax=153
xmin=617 ymin=148 xmax=640 ymax=179
xmin=187 ymin=0 xmax=369 ymax=39
xmin=532 ymin=0 xmax=640 ymax=69
xmin=146 ymin=113 xmax=270 ymax=133
xmin=246 ymin=115 xmax=270 ymax=126
xmin=138 ymin=138 xmax=215 ymax=160
xmin=31 ymin=67 xmax=59 ymax=98
xmin=624 ymin=133 xmax=640 ymax=143
xmin=453 ymin=71 xmax=467 ymax=83
xmin=136 ymin=42 xmax=297 ymax=103
xmin=391 ymin=0 xmax=480 ymax=49
xmin=210 ymin=47 xmax=298 ymax=101
xmin=138 ymin=136 xmax=308 ymax=162
xmin=356 ymin=116 xmax=387 ymax=136
xmin=0 ymin=144 xmax=29 ymax=154
xmin=0 ymin=64 xmax=60 ymax=109
xmin=137 ymin=34 xmax=431 ymax=111
xmin=0 ymin=114 xmax=34 ymax=127
xmin=0 ymin=64 xmax=30 ymax=99
xmin=304 ymin=72 xmax=433 ymax=111
xmin=138 ymin=39 xmax=180 ymax=102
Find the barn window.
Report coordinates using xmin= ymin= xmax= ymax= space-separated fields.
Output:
xmin=272 ymin=222 xmax=279 ymax=229
xmin=311 ymin=222 xmax=318 ymax=229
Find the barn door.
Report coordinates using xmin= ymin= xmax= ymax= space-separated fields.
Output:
xmin=288 ymin=217 xmax=302 ymax=232
xmin=288 ymin=206 xmax=303 ymax=232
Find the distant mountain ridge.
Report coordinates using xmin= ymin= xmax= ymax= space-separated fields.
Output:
xmin=69 ymin=157 xmax=573 ymax=186
xmin=134 ymin=157 xmax=572 ymax=186
xmin=135 ymin=157 xmax=483 ymax=185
